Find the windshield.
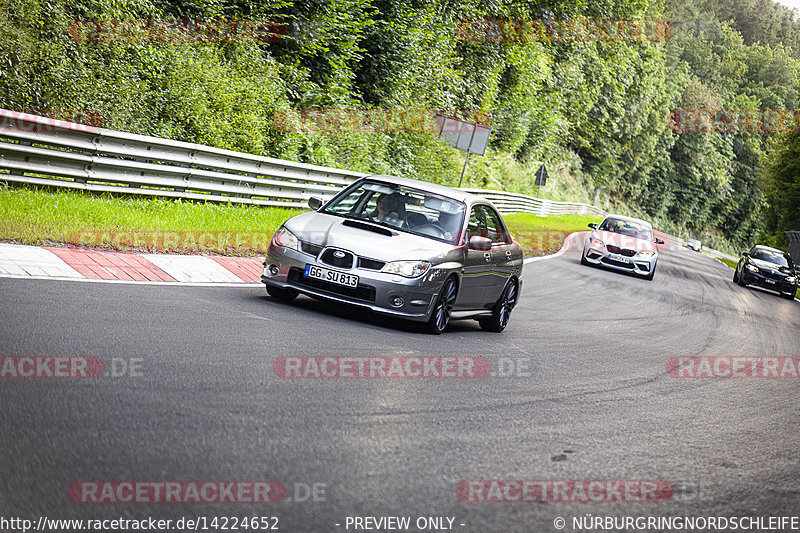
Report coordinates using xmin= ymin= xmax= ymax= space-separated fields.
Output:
xmin=323 ymin=180 xmax=466 ymax=244
xmin=751 ymin=248 xmax=791 ymax=268
xmin=597 ymin=218 xmax=653 ymax=241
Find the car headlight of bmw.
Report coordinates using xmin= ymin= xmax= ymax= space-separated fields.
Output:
xmin=588 ymin=237 xmax=605 ymax=248
xmin=746 ymin=264 xmax=759 ymax=273
xmin=381 ymin=260 xmax=431 ymax=278
xmin=273 ymin=226 xmax=300 ymax=251
xmin=638 ymin=251 xmax=656 ymax=257
xmin=787 ymin=276 xmax=797 ymax=283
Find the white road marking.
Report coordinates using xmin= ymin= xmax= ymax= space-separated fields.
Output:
xmin=523 ymin=232 xmax=580 ymax=265
xmin=0 ymin=244 xmax=83 ymax=278
xmin=141 ymin=254 xmax=244 ymax=283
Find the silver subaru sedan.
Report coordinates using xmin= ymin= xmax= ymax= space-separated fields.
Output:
xmin=262 ymin=175 xmax=524 ymax=333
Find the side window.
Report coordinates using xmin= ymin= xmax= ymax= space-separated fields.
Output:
xmin=467 ymin=207 xmax=487 ymax=240
xmin=481 ymin=206 xmax=508 ymax=244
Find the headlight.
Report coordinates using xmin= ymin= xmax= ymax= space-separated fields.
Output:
xmin=746 ymin=264 xmax=759 ymax=273
xmin=787 ymin=276 xmax=797 ymax=283
xmin=273 ymin=226 xmax=299 ymax=251
xmin=638 ymin=251 xmax=656 ymax=257
xmin=381 ymin=260 xmax=431 ymax=278
xmin=588 ymin=237 xmax=605 ymax=248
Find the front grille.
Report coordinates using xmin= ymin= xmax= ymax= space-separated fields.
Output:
xmin=301 ymin=242 xmax=324 ymax=256
xmin=606 ymin=245 xmax=636 ymax=257
xmin=358 ymin=257 xmax=386 ymax=270
xmin=288 ymin=267 xmax=376 ymax=303
xmin=602 ymin=256 xmax=635 ymax=269
xmin=320 ymin=248 xmax=354 ymax=269
xmin=758 ymin=268 xmax=784 ymax=281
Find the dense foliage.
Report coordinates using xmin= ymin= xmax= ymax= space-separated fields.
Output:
xmin=2 ymin=0 xmax=800 ymax=251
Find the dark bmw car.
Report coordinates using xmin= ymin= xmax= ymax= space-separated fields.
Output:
xmin=733 ymin=245 xmax=797 ymax=299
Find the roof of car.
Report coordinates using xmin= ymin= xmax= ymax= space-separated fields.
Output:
xmin=602 ymin=214 xmax=653 ymax=228
xmin=362 ymin=174 xmax=487 ymax=204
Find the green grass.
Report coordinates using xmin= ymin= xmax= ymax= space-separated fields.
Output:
xmin=0 ymin=186 xmax=600 ymax=256
xmin=713 ymin=255 xmax=738 ymax=269
xmin=503 ymin=213 xmax=601 ymax=256
xmin=0 ymin=187 xmax=301 ymax=255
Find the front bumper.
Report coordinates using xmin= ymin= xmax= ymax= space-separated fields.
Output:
xmin=742 ymin=270 xmax=797 ymax=295
xmin=582 ymin=243 xmax=656 ymax=277
xmin=262 ymin=245 xmax=449 ymax=322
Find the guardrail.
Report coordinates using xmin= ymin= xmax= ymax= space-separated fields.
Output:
xmin=0 ymin=109 xmax=611 ymax=220
xmin=0 ymin=109 xmax=365 ymax=208
xmin=461 ymin=188 xmax=607 ymax=218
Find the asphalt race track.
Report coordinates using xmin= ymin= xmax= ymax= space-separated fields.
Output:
xmin=2 ymin=242 xmax=799 ymax=532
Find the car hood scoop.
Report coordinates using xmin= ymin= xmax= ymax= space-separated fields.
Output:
xmin=342 ymin=219 xmax=395 ymax=236
xmin=286 ymin=212 xmax=454 ymax=262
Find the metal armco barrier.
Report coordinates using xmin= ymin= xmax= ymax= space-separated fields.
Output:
xmin=460 ymin=188 xmax=608 ymax=217
xmin=0 ymin=109 xmax=364 ymax=208
xmin=0 ymin=109 xmax=608 ymax=217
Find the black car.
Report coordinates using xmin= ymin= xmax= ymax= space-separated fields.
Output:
xmin=733 ymin=245 xmax=797 ymax=299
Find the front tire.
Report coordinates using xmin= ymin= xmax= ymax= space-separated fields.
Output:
xmin=737 ymin=271 xmax=747 ymax=287
xmin=266 ymin=284 xmax=299 ymax=301
xmin=425 ymin=277 xmax=457 ymax=334
xmin=479 ymin=279 xmax=519 ymax=333
xmin=733 ymin=269 xmax=739 ymax=283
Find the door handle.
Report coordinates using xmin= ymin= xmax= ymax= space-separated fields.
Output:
xmin=483 ymin=252 xmax=492 ymax=262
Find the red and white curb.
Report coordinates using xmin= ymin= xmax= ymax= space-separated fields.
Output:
xmin=0 ymin=243 xmax=263 ymax=285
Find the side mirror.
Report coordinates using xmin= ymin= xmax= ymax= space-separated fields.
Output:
xmin=588 ymin=223 xmax=597 ymax=229
xmin=469 ymin=235 xmax=492 ymax=251
xmin=742 ymin=252 xmax=749 ymax=258
xmin=654 ymin=238 xmax=665 ymax=245
xmin=307 ymin=196 xmax=323 ymax=210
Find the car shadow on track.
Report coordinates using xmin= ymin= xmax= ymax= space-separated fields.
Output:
xmin=256 ymin=293 xmax=484 ymax=335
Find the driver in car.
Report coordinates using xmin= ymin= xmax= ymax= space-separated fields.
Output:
xmin=373 ymin=193 xmax=406 ymax=227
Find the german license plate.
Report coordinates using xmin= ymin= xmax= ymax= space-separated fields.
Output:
xmin=304 ymin=264 xmax=358 ymax=287
xmin=765 ymin=278 xmax=776 ymax=284
xmin=608 ymin=253 xmax=631 ymax=263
